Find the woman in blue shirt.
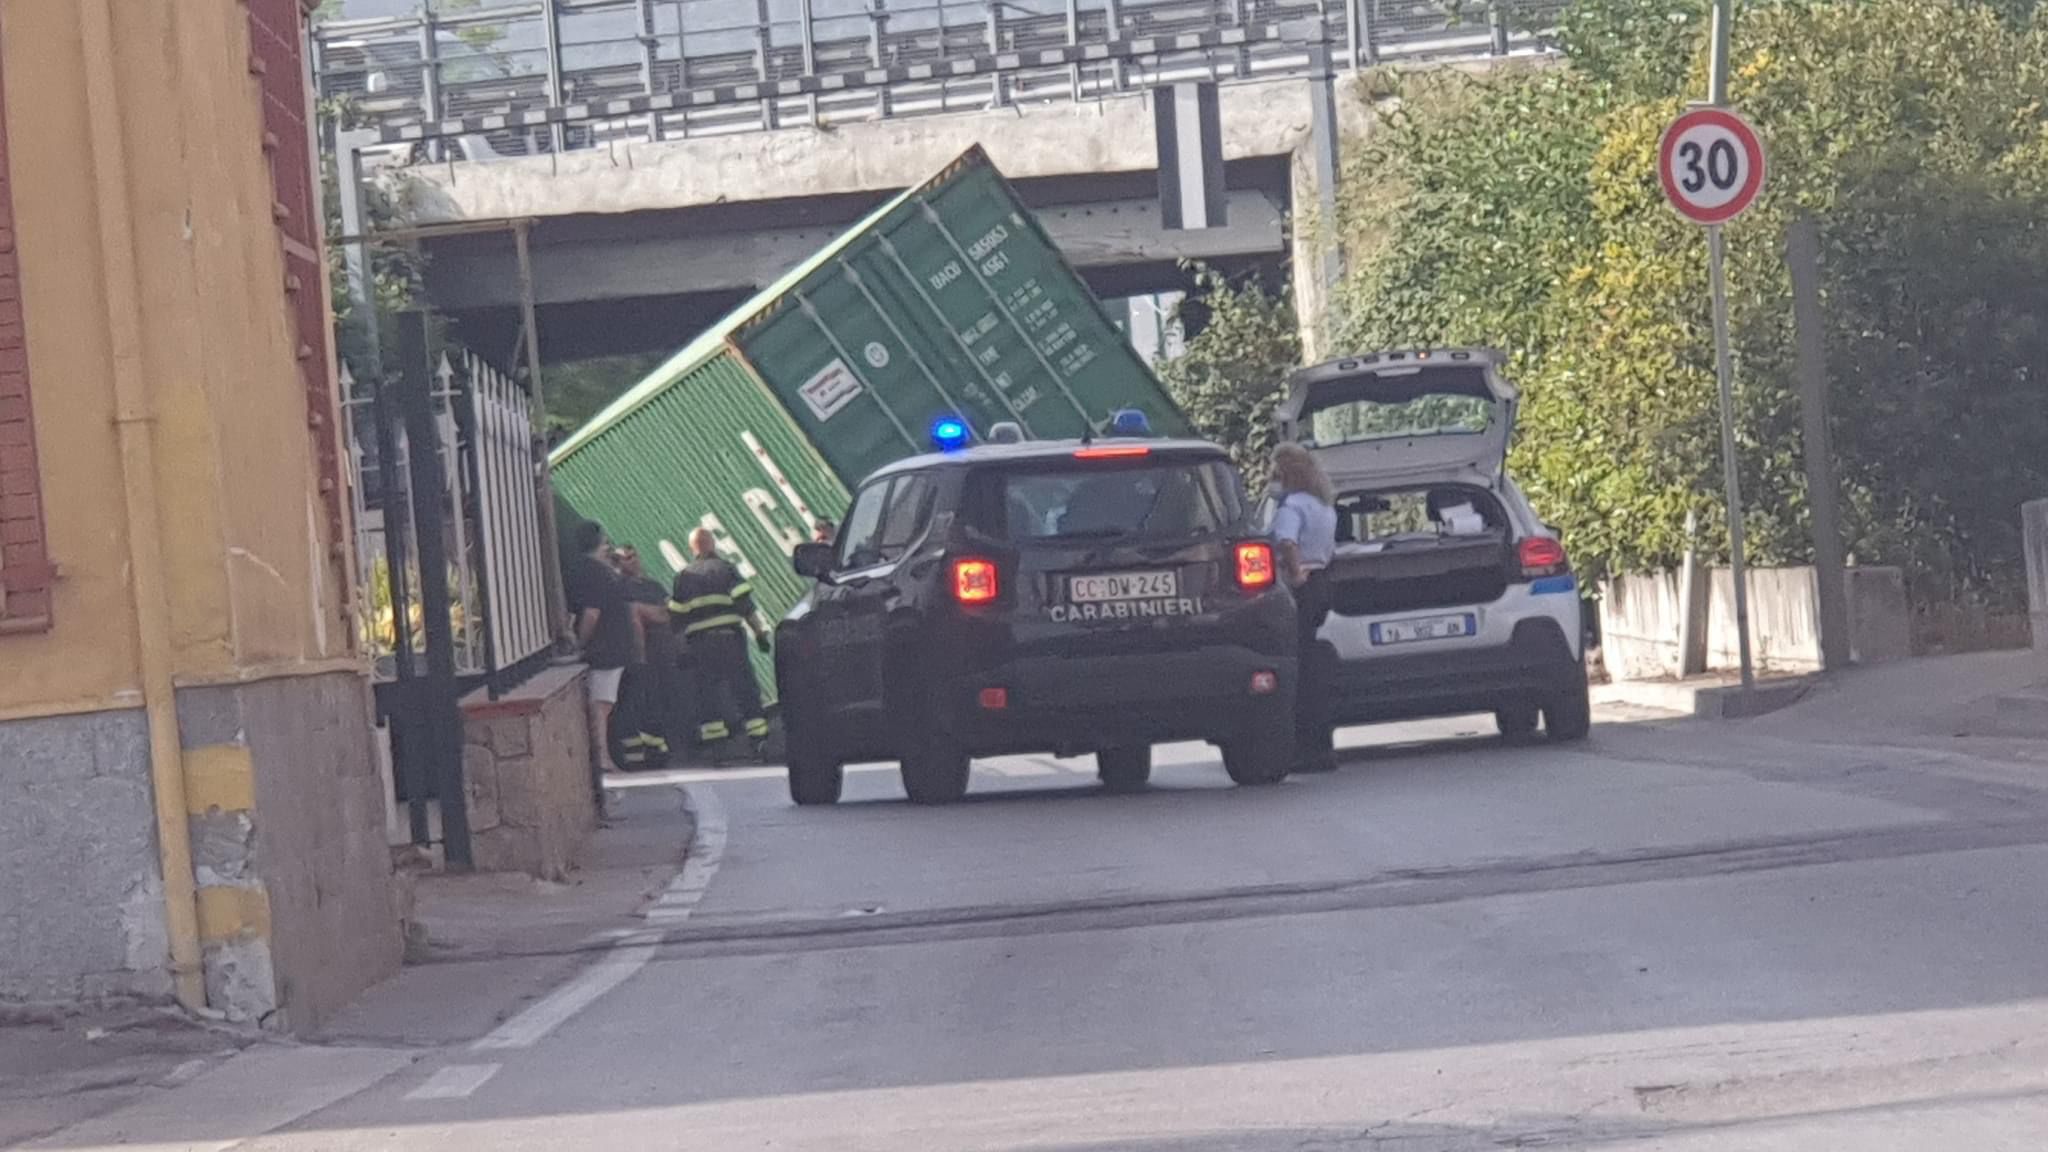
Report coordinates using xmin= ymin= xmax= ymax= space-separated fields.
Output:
xmin=1269 ymin=443 xmax=1340 ymax=773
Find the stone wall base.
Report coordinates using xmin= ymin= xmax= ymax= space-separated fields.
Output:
xmin=460 ymin=664 xmax=597 ymax=881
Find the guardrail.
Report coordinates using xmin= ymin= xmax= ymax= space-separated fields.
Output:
xmin=314 ymin=0 xmax=1558 ymax=154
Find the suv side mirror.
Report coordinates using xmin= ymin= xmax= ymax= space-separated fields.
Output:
xmin=792 ymin=542 xmax=835 ymax=580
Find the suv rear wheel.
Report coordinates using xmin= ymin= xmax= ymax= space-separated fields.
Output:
xmin=1495 ymin=703 xmax=1540 ymax=743
xmin=1220 ymin=709 xmax=1292 ymax=787
xmin=787 ymin=740 xmax=844 ymax=806
xmin=902 ymin=735 xmax=972 ymax=805
xmin=1097 ymin=746 xmax=1152 ymax=793
xmin=1544 ymin=677 xmax=1593 ymax=742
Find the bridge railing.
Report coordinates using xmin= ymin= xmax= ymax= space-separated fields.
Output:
xmin=314 ymin=0 xmax=1558 ymax=154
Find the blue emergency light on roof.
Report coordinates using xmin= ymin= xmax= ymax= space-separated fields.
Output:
xmin=1109 ymin=409 xmax=1151 ymax=437
xmin=930 ymin=416 xmax=970 ymax=452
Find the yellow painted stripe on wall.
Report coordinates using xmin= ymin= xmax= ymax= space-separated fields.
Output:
xmin=183 ymin=744 xmax=255 ymax=813
xmin=195 ymin=884 xmax=271 ymax=942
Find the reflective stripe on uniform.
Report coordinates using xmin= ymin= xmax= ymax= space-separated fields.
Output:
xmin=729 ymin=582 xmax=753 ymax=598
xmin=682 ymin=613 xmax=745 ymax=636
xmin=744 ymin=717 xmax=770 ymax=738
xmin=699 ymin=720 xmax=730 ymax=741
xmin=668 ymin=594 xmax=732 ymax=616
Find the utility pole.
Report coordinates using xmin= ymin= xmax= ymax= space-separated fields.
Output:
xmin=1706 ymin=0 xmax=1756 ymax=690
xmin=1787 ymin=214 xmax=1849 ymax=671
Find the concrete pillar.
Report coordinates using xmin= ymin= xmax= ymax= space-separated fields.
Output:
xmin=2025 ymin=498 xmax=2048 ymax=684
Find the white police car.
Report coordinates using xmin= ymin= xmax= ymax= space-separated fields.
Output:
xmin=1276 ymin=349 xmax=1591 ymax=742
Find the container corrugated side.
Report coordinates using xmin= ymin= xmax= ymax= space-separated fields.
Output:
xmin=735 ymin=153 xmax=1189 ymax=486
xmin=549 ymin=351 xmax=850 ymax=701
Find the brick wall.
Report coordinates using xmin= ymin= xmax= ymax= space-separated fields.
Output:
xmin=0 ymin=45 xmax=53 ymax=632
xmin=246 ymin=0 xmax=350 ymax=628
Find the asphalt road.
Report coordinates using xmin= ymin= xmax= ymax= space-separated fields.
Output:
xmin=72 ymin=708 xmax=2048 ymax=1151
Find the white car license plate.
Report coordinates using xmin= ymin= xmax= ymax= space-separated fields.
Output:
xmin=1371 ymin=613 xmax=1477 ymax=646
xmin=1068 ymin=569 xmax=1179 ymax=603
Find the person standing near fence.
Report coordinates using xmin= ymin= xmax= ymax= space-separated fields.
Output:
xmin=669 ymin=528 xmax=773 ymax=761
xmin=612 ymin=546 xmax=676 ymax=770
xmin=567 ymin=521 xmax=635 ymax=776
xmin=1270 ymin=443 xmax=1340 ymax=775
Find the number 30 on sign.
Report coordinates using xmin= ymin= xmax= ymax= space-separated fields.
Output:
xmin=1658 ymin=106 xmax=1767 ymax=226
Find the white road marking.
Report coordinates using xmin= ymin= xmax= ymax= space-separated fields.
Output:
xmin=405 ymin=1063 xmax=502 ymax=1100
xmin=470 ymin=934 xmax=661 ymax=1051
xmin=454 ymin=785 xmax=729 ymax=1059
xmin=645 ymin=784 xmax=725 ymax=920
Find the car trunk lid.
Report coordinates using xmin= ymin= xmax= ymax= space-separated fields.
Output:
xmin=1278 ymin=351 xmax=1517 ymax=489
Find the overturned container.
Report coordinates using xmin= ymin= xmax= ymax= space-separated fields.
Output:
xmin=549 ymin=145 xmax=1190 ymax=700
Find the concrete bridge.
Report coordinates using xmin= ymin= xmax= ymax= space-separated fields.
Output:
xmin=320 ymin=0 xmax=1555 ymax=361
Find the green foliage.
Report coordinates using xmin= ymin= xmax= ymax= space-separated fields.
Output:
xmin=1551 ymin=0 xmax=1707 ymax=99
xmin=544 ymin=353 xmax=670 ymax=437
xmin=1332 ymin=0 xmax=2048 ymax=602
xmin=320 ymin=94 xmax=429 ymax=385
xmin=1153 ymin=266 xmax=1301 ymax=488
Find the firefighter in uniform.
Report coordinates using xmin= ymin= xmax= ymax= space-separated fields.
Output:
xmin=669 ymin=528 xmax=773 ymax=758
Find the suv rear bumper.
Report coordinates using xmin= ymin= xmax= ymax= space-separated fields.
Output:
xmin=1326 ymin=617 xmax=1582 ymax=724
xmin=939 ymin=646 xmax=1294 ymax=756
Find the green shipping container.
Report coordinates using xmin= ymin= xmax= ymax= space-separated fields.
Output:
xmin=550 ymin=357 xmax=850 ymax=703
xmin=732 ymin=146 xmax=1188 ymax=480
xmin=549 ymin=145 xmax=1189 ymax=699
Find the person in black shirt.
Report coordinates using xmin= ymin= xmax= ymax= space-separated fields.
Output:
xmin=567 ymin=521 xmax=635 ymax=775
xmin=614 ymin=546 xmax=681 ymax=769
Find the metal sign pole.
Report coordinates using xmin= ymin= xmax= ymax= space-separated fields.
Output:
xmin=1706 ymin=0 xmax=1754 ymax=689
xmin=1707 ymin=223 xmax=1755 ymax=689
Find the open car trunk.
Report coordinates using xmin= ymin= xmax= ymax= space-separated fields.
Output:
xmin=1322 ymin=484 xmax=1512 ymax=616
xmin=1277 ymin=350 xmax=1517 ymax=491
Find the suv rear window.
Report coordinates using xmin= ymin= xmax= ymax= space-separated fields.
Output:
xmin=1301 ymin=365 xmax=1495 ymax=448
xmin=969 ymin=458 xmax=1245 ymax=542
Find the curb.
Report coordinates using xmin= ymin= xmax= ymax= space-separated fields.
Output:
xmin=1596 ymin=674 xmax=1816 ymax=720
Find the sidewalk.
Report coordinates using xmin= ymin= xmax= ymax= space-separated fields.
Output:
xmin=0 ymin=1007 xmax=246 ymax=1148
xmin=3 ymin=783 xmax=698 ymax=1149
xmin=1599 ymin=650 xmax=2048 ymax=792
xmin=318 ymin=781 xmax=694 ymax=1047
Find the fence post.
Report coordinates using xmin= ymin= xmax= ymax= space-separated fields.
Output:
xmin=800 ymin=0 xmax=819 ymax=124
xmin=513 ymin=222 xmax=571 ymax=650
xmin=869 ymin=0 xmax=891 ymax=117
xmin=1787 ymin=214 xmax=1850 ymax=671
xmin=398 ymin=313 xmax=473 ymax=872
xmin=418 ymin=7 xmax=443 ymax=161
xmin=756 ymin=0 xmax=777 ymax=130
xmin=541 ymin=0 xmax=568 ymax=152
xmin=2024 ymin=499 xmax=2048 ymax=686
xmin=1489 ymin=1 xmax=1511 ymax=55
xmin=987 ymin=2 xmax=1008 ymax=109
xmin=454 ymin=358 xmax=502 ymax=695
xmin=1677 ymin=508 xmax=1710 ymax=676
xmin=637 ymin=0 xmax=663 ymax=141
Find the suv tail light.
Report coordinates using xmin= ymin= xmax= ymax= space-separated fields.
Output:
xmin=1517 ymin=536 xmax=1569 ymax=579
xmin=952 ymin=556 xmax=1000 ymax=605
xmin=1234 ymin=541 xmax=1276 ymax=591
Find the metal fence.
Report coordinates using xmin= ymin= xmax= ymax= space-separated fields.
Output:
xmin=344 ymin=341 xmax=554 ymax=692
xmin=462 ymin=349 xmax=555 ymax=681
xmin=313 ymin=0 xmax=1558 ymax=152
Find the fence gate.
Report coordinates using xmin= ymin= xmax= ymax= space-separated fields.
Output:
xmin=345 ymin=312 xmax=559 ymax=868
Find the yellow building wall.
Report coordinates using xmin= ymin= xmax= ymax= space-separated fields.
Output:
xmin=0 ymin=0 xmax=355 ymax=721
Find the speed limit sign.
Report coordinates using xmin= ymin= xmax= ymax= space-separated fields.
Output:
xmin=1658 ymin=106 xmax=1766 ymax=225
